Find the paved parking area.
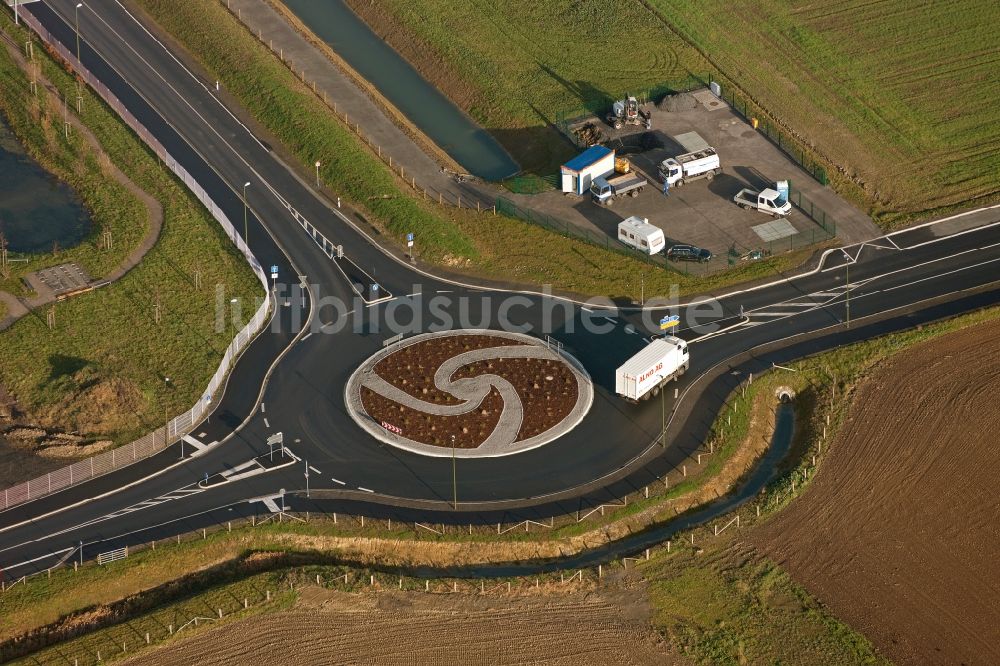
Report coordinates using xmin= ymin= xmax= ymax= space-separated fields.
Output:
xmin=515 ymin=90 xmax=877 ymax=270
xmin=23 ymin=262 xmax=91 ymax=299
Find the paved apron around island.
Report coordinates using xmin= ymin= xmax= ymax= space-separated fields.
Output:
xmin=345 ymin=330 xmax=594 ymax=458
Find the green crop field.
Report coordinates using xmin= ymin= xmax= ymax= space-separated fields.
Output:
xmin=344 ymin=0 xmax=708 ymax=173
xmin=644 ymin=0 xmax=1000 ymax=224
xmin=351 ymin=0 xmax=999 ymax=224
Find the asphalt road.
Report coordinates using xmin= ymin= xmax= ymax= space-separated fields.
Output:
xmin=2 ymin=0 xmax=1000 ymax=577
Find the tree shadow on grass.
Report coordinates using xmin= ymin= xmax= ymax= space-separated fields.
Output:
xmin=44 ymin=354 xmax=90 ymax=383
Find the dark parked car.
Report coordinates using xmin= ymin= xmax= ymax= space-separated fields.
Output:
xmin=666 ymin=244 xmax=712 ymax=263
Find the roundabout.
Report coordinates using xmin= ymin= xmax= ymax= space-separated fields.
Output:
xmin=345 ymin=330 xmax=594 ymax=457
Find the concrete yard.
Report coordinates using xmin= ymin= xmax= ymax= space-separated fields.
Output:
xmin=517 ymin=90 xmax=878 ymax=271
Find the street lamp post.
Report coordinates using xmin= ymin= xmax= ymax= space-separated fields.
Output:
xmin=660 ymin=384 xmax=666 ymax=447
xmin=451 ymin=434 xmax=457 ymax=509
xmin=314 ymin=160 xmax=321 ymax=188
xmin=74 ymin=3 xmax=83 ymax=64
xmin=845 ymin=261 xmax=851 ymax=328
xmin=242 ymin=181 xmax=251 ymax=246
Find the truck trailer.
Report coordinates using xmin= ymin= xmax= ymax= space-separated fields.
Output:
xmin=617 ymin=216 xmax=665 ymax=255
xmin=657 ymin=147 xmax=720 ymax=187
xmin=615 ymin=336 xmax=689 ymax=402
xmin=591 ymin=173 xmax=647 ymax=205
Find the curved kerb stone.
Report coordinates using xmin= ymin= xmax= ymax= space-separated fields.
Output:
xmin=344 ymin=330 xmax=594 ymax=458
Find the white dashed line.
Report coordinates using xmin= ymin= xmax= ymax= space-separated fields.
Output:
xmin=263 ymin=417 xmax=270 ymax=428
xmin=357 ymin=487 xmax=375 ymax=493
xmin=308 ymin=465 xmax=321 ymax=474
xmin=330 ymin=478 xmax=346 ymax=485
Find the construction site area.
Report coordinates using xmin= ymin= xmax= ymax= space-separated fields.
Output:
xmin=518 ymin=89 xmax=871 ymax=272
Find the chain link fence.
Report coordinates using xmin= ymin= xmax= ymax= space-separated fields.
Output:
xmin=0 ymin=13 xmax=273 ymax=512
xmin=714 ymin=81 xmax=829 ymax=186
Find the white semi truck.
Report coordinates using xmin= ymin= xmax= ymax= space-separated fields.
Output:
xmin=615 ymin=336 xmax=689 ymax=402
xmin=658 ymin=147 xmax=720 ymax=187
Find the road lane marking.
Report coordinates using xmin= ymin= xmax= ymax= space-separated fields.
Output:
xmin=331 ymin=478 xmax=346 ymax=485
xmin=263 ymin=417 xmax=270 ymax=428
xmin=261 ymin=497 xmax=280 ymax=513
xmin=300 ymin=332 xmax=313 ymax=342
xmin=2 ymin=547 xmax=74 ymax=574
xmin=308 ymin=465 xmax=321 ymax=475
xmin=260 ymin=403 xmax=265 ymax=413
xmin=181 ymin=435 xmax=207 ymax=451
xmin=357 ymin=487 xmax=375 ymax=493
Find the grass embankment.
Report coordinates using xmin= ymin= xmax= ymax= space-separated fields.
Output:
xmin=0 ymin=17 xmax=262 ymax=445
xmin=0 ymin=52 xmax=146 ymax=294
xmin=4 ymin=553 xmax=882 ymax=666
xmin=7 ymin=302 xmax=1000 ymax=660
xmin=131 ymin=0 xmax=814 ymax=301
xmin=344 ymin=0 xmax=708 ymax=174
xmin=643 ymin=548 xmax=887 ymax=664
xmin=643 ymin=0 xmax=1000 ymax=225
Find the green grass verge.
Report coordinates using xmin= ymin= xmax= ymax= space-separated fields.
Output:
xmin=135 ymin=0 xmax=477 ymax=264
xmin=130 ymin=0 xmax=821 ymax=301
xmin=0 ymin=17 xmax=262 ymax=445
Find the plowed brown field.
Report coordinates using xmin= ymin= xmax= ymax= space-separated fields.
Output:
xmin=124 ymin=588 xmax=686 ymax=666
xmin=752 ymin=320 xmax=1000 ymax=664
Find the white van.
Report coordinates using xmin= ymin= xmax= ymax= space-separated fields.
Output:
xmin=617 ymin=216 xmax=665 ymax=255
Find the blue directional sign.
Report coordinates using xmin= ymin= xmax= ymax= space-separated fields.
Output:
xmin=373 ymin=283 xmax=380 ymax=293
xmin=270 ymin=264 xmax=279 ymax=279
xmin=660 ymin=314 xmax=680 ymax=330
xmin=406 ymin=233 xmax=414 ymax=242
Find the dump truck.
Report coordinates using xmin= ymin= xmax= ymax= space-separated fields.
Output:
xmin=658 ymin=147 xmax=720 ymax=186
xmin=615 ymin=336 xmax=689 ymax=402
xmin=590 ymin=172 xmax=647 ymax=205
xmin=733 ymin=186 xmax=792 ymax=216
xmin=607 ymin=95 xmax=651 ymax=130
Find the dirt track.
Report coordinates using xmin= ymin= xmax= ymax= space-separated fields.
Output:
xmin=124 ymin=587 xmax=686 ymax=665
xmin=752 ymin=320 xmax=1000 ymax=664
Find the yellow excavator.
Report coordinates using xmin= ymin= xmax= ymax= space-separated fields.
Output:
xmin=607 ymin=95 xmax=651 ymax=130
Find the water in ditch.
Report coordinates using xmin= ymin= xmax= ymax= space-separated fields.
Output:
xmin=0 ymin=115 xmax=91 ymax=254
xmin=421 ymin=401 xmax=799 ymax=577
xmin=278 ymin=0 xmax=520 ymax=181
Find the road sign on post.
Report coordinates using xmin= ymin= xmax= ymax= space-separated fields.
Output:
xmin=406 ymin=232 xmax=414 ymax=247
xmin=270 ymin=265 xmax=278 ymax=279
xmin=660 ymin=315 xmax=680 ymax=330
xmin=266 ymin=432 xmax=283 ymax=461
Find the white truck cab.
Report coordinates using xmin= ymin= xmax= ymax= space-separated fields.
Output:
xmin=658 ymin=147 xmax=720 ymax=187
xmin=733 ymin=186 xmax=793 ymax=216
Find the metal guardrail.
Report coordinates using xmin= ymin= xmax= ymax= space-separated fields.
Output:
xmin=0 ymin=12 xmax=273 ymax=512
xmin=97 ymin=546 xmax=128 ymax=566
